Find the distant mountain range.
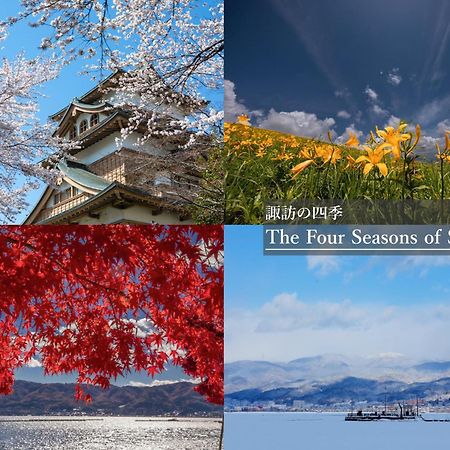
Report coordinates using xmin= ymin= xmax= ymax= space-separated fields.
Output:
xmin=226 ymin=376 xmax=450 ymax=407
xmin=225 ymin=354 xmax=450 ymax=407
xmin=0 ymin=381 xmax=222 ymax=416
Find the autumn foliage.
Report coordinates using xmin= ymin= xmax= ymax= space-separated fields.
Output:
xmin=0 ymin=225 xmax=223 ymax=404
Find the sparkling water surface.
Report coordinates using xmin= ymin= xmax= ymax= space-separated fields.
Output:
xmin=225 ymin=412 xmax=450 ymax=450
xmin=0 ymin=416 xmax=221 ymax=450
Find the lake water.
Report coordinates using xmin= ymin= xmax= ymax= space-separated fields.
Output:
xmin=0 ymin=416 xmax=221 ymax=450
xmin=225 ymin=412 xmax=450 ymax=449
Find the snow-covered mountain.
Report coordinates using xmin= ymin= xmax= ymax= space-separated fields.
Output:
xmin=225 ymin=354 xmax=450 ymax=394
xmin=226 ymin=376 xmax=450 ymax=408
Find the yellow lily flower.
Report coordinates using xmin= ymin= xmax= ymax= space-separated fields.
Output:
xmin=291 ymin=160 xmax=314 ymax=178
xmin=376 ymin=123 xmax=410 ymax=160
xmin=300 ymin=147 xmax=316 ymax=160
xmin=282 ymin=136 xmax=299 ymax=148
xmin=345 ymin=155 xmax=363 ymax=169
xmin=355 ymin=143 xmax=392 ymax=176
xmin=271 ymin=145 xmax=293 ymax=161
xmin=436 ymin=132 xmax=450 ymax=161
xmin=410 ymin=124 xmax=421 ymax=150
xmin=237 ymin=114 xmax=251 ymax=126
xmin=345 ymin=132 xmax=360 ymax=148
xmin=316 ymin=145 xmax=342 ymax=164
xmin=436 ymin=143 xmax=444 ymax=160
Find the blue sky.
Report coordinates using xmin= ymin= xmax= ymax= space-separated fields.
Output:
xmin=2 ymin=2 xmax=108 ymax=223
xmin=1 ymin=2 xmax=95 ymax=119
xmin=225 ymin=0 xmax=450 ymax=152
xmin=16 ymin=363 xmax=190 ymax=387
xmin=225 ymin=226 xmax=450 ymax=362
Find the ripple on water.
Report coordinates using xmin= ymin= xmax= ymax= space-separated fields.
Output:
xmin=0 ymin=416 xmax=222 ymax=450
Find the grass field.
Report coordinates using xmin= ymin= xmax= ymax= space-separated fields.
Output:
xmin=225 ymin=121 xmax=450 ymax=224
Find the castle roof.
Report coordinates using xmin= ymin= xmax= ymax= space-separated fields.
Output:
xmin=50 ymin=71 xmax=125 ymax=121
xmin=23 ymin=160 xmax=190 ymax=225
xmin=50 ymin=69 xmax=206 ymax=122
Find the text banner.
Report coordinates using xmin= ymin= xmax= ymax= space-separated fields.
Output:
xmin=264 ymin=225 xmax=450 ymax=255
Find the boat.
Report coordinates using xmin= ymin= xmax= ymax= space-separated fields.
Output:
xmin=345 ymin=402 xmax=418 ymax=421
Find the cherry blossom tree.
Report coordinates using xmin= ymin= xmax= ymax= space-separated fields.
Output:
xmin=9 ymin=0 xmax=223 ymax=148
xmin=6 ymin=1 xmax=224 ymax=221
xmin=0 ymin=27 xmax=73 ymax=223
xmin=12 ymin=1 xmax=223 ymax=112
xmin=0 ymin=225 xmax=224 ymax=404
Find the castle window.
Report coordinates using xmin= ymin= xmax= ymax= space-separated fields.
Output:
xmin=69 ymin=126 xmax=77 ymax=139
xmin=54 ymin=192 xmax=61 ymax=205
xmin=90 ymin=113 xmax=99 ymax=127
xmin=79 ymin=119 xmax=88 ymax=134
xmin=54 ymin=186 xmax=80 ymax=206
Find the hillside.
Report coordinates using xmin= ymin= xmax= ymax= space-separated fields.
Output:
xmin=225 ymin=355 xmax=450 ymax=408
xmin=225 ymin=122 xmax=450 ymax=224
xmin=0 ymin=381 xmax=222 ymax=417
xmin=226 ymin=376 xmax=450 ymax=407
xmin=226 ymin=354 xmax=428 ymax=393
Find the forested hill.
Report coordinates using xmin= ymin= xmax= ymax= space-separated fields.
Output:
xmin=0 ymin=381 xmax=222 ymax=417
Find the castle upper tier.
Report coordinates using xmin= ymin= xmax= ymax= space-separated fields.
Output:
xmin=24 ymin=71 xmax=198 ymax=224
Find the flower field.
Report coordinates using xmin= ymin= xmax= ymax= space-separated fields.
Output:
xmin=225 ymin=117 xmax=450 ymax=224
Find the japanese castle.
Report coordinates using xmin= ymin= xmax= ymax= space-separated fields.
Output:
xmin=24 ymin=71 xmax=197 ymax=224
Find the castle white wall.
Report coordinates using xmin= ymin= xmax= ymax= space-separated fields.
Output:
xmin=75 ymin=204 xmax=193 ymax=225
xmin=75 ymin=132 xmax=169 ymax=165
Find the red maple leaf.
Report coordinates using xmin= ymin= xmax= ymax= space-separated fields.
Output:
xmin=0 ymin=225 xmax=224 ymax=405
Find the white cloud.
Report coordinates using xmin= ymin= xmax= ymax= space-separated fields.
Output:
xmin=437 ymin=119 xmax=450 ymax=135
xmin=385 ymin=115 xmax=401 ymax=128
xmin=415 ymin=94 xmax=450 ymax=127
xmin=225 ymin=292 xmax=450 ymax=363
xmin=26 ymin=358 xmax=42 ymax=368
xmin=335 ymin=88 xmax=351 ymax=99
xmin=417 ymin=135 xmax=440 ymax=155
xmin=224 ymin=79 xmax=248 ymax=122
xmin=307 ymin=255 xmax=340 ymax=276
xmin=256 ymin=294 xmax=370 ymax=333
xmin=225 ymin=256 xmax=450 ymax=363
xmin=364 ymin=86 xmax=389 ymax=116
xmin=354 ymin=110 xmax=363 ymax=123
xmin=372 ymin=104 xmax=388 ymax=116
xmin=122 ymin=318 xmax=154 ymax=338
xmin=337 ymin=110 xmax=351 ymax=119
xmin=258 ymin=109 xmax=335 ymax=138
xmin=387 ymin=68 xmax=402 ymax=86
xmin=337 ymin=124 xmax=364 ymax=144
xmin=225 ymin=80 xmax=356 ymax=139
xmin=385 ymin=255 xmax=450 ymax=278
xmin=127 ymin=379 xmax=197 ymax=387
xmin=365 ymin=86 xmax=378 ymax=101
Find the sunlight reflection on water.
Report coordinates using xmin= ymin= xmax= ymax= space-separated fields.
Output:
xmin=0 ymin=416 xmax=221 ymax=450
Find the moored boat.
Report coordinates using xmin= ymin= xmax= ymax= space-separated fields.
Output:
xmin=345 ymin=402 xmax=418 ymax=421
